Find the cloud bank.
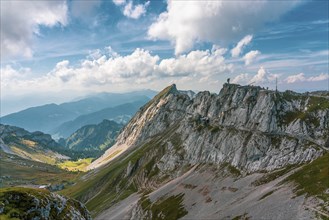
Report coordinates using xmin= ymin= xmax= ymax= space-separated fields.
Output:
xmin=232 ymin=67 xmax=278 ymax=85
xmin=232 ymin=68 xmax=328 ymax=88
xmin=148 ymin=0 xmax=301 ymax=55
xmin=0 ymin=1 xmax=68 ymax=59
xmin=285 ymin=73 xmax=329 ymax=83
xmin=1 ymin=46 xmax=232 ymax=95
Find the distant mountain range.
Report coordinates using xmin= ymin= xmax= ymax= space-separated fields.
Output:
xmin=1 ymin=90 xmax=157 ymax=137
xmin=1 ymin=118 xmax=126 ymax=161
xmin=53 ymin=99 xmax=148 ymax=138
xmin=0 ymin=124 xmax=69 ymax=164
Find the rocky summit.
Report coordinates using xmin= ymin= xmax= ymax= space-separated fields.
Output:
xmin=62 ymin=83 xmax=329 ymax=220
xmin=90 ymin=83 xmax=329 ymax=172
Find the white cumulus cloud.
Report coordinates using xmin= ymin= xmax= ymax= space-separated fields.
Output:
xmin=231 ymin=35 xmax=253 ymax=58
xmin=232 ymin=73 xmax=249 ymax=84
xmin=243 ymin=50 xmax=261 ymax=65
xmin=1 ymin=65 xmax=31 ymax=84
xmin=285 ymin=73 xmax=305 ymax=83
xmin=0 ymin=1 xmax=68 ymax=59
xmin=148 ymin=0 xmax=301 ymax=55
xmin=285 ymin=73 xmax=329 ymax=83
xmin=1 ymin=46 xmax=232 ymax=95
xmin=250 ymin=67 xmax=268 ymax=84
xmin=307 ymin=73 xmax=329 ymax=82
xmin=123 ymin=1 xmax=150 ymax=19
xmin=232 ymin=67 xmax=279 ymax=85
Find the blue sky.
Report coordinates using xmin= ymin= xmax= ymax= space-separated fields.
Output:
xmin=1 ymin=0 xmax=328 ymax=115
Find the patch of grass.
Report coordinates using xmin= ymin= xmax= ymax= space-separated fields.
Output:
xmin=196 ymin=124 xmax=204 ymax=132
xmin=170 ymin=133 xmax=183 ymax=153
xmin=140 ymin=193 xmax=187 ymax=220
xmin=10 ymin=145 xmax=58 ymax=165
xmin=252 ymin=164 xmax=296 ymax=186
xmin=20 ymin=139 xmax=37 ymax=148
xmin=232 ymin=213 xmax=250 ymax=220
xmin=283 ymin=153 xmax=329 ymax=201
xmin=221 ymin=162 xmax=241 ymax=177
xmin=281 ymin=110 xmax=320 ymax=127
xmin=57 ymin=158 xmax=93 ymax=172
xmin=258 ymin=190 xmax=274 ymax=200
xmin=209 ymin=126 xmax=220 ymax=133
xmin=144 ymin=158 xmax=160 ymax=178
xmin=279 ymin=95 xmax=328 ymax=126
xmin=181 ymin=183 xmax=197 ymax=189
xmin=0 ymin=187 xmax=90 ymax=220
xmin=228 ymin=165 xmax=241 ymax=176
xmin=0 ymin=151 xmax=80 ymax=188
xmin=104 ymin=149 xmax=122 ymax=161
xmin=307 ymin=96 xmax=329 ymax=111
xmin=281 ymin=91 xmax=306 ymax=102
xmin=280 ymin=111 xmax=301 ymax=125
xmin=228 ymin=187 xmax=238 ymax=192
xmin=270 ymin=136 xmax=281 ymax=148
xmin=140 ymin=195 xmax=152 ymax=210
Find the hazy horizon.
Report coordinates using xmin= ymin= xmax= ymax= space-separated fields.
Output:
xmin=1 ymin=0 xmax=328 ymax=115
xmin=2 ymin=81 xmax=328 ymax=117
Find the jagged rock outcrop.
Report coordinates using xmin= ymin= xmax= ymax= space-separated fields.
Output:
xmin=0 ymin=187 xmax=91 ymax=220
xmin=90 ymin=83 xmax=329 ymax=172
xmin=67 ymin=83 xmax=328 ymax=219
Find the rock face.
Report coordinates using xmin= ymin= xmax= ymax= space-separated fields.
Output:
xmin=0 ymin=187 xmax=91 ymax=220
xmin=90 ymin=83 xmax=329 ymax=172
xmin=69 ymin=83 xmax=329 ymax=219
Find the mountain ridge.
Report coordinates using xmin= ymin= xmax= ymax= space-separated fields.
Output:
xmin=61 ymin=83 xmax=329 ymax=219
xmin=53 ymin=99 xmax=148 ymax=138
xmin=89 ymin=83 xmax=328 ymax=171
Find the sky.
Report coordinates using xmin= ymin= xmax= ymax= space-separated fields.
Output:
xmin=1 ymin=0 xmax=328 ymax=115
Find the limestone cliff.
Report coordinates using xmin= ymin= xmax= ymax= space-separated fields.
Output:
xmin=69 ymin=83 xmax=329 ymax=219
xmin=89 ymin=83 xmax=329 ymax=172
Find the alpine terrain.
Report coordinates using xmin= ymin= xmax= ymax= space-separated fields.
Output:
xmin=2 ymin=1 xmax=328 ymax=219
xmin=61 ymin=83 xmax=329 ymax=219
